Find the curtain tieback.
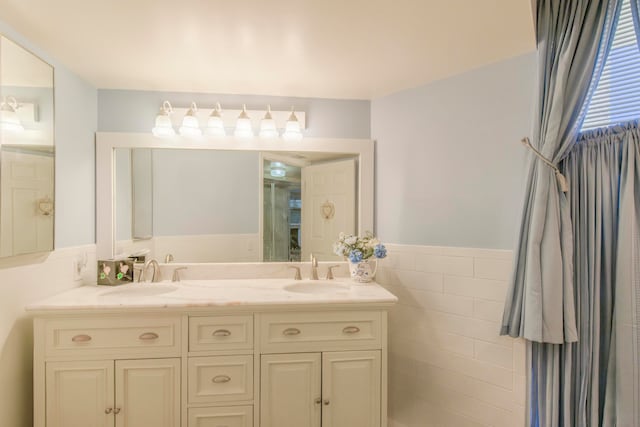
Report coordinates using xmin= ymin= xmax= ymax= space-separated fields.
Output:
xmin=520 ymin=137 xmax=569 ymax=192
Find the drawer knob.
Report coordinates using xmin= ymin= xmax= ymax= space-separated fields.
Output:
xmin=283 ymin=327 xmax=301 ymax=336
xmin=342 ymin=326 xmax=360 ymax=334
xmin=138 ymin=332 xmax=159 ymax=340
xmin=212 ymin=375 xmax=231 ymax=383
xmin=212 ymin=329 xmax=231 ymax=337
xmin=71 ymin=334 xmax=92 ymax=343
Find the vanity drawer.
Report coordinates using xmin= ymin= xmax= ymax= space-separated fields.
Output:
xmin=188 ymin=405 xmax=253 ymax=427
xmin=259 ymin=311 xmax=382 ymax=353
xmin=44 ymin=316 xmax=181 ymax=358
xmin=188 ymin=355 xmax=253 ymax=403
xmin=189 ymin=315 xmax=253 ymax=352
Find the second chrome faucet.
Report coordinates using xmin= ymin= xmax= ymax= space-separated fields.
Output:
xmin=288 ymin=254 xmax=340 ymax=281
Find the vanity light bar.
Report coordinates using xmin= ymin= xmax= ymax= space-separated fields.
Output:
xmin=152 ymin=101 xmax=306 ymax=140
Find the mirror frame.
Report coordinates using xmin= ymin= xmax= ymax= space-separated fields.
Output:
xmin=96 ymin=132 xmax=374 ymax=260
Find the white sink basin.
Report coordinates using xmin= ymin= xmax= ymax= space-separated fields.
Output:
xmin=284 ymin=281 xmax=350 ymax=294
xmin=100 ymin=284 xmax=178 ymax=298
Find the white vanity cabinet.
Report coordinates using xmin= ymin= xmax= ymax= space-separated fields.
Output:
xmin=37 ymin=315 xmax=182 ymax=427
xmin=258 ymin=311 xmax=383 ymax=427
xmin=260 ymin=351 xmax=381 ymax=427
xmin=186 ymin=314 xmax=255 ymax=427
xmin=33 ymin=304 xmax=390 ymax=427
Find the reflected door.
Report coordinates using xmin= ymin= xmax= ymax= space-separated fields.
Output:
xmin=302 ymin=159 xmax=356 ymax=261
xmin=0 ymin=149 xmax=54 ymax=256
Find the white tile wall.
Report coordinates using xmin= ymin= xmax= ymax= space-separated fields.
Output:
xmin=378 ymin=244 xmax=526 ymax=427
xmin=0 ymin=244 xmax=97 ymax=427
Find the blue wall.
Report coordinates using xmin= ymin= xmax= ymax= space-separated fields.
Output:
xmin=372 ymin=53 xmax=536 ymax=249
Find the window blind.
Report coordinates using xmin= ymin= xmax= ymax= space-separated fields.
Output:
xmin=582 ymin=0 xmax=640 ymax=131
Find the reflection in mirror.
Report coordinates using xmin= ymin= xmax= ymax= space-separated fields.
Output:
xmin=263 ymin=160 xmax=301 ymax=262
xmin=0 ymin=35 xmax=55 ymax=257
xmin=114 ymin=149 xmax=357 ymax=263
xmin=132 ymin=149 xmax=153 ymax=239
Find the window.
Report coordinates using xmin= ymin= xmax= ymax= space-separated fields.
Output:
xmin=581 ymin=0 xmax=640 ymax=131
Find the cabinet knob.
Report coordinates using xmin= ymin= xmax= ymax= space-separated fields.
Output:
xmin=212 ymin=329 xmax=231 ymax=337
xmin=342 ymin=326 xmax=360 ymax=334
xmin=323 ymin=399 xmax=330 ymax=406
xmin=138 ymin=332 xmax=159 ymax=340
xmin=212 ymin=375 xmax=231 ymax=383
xmin=114 ymin=408 xmax=121 ymax=415
xmin=71 ymin=334 xmax=92 ymax=343
xmin=314 ymin=398 xmax=322 ymax=405
xmin=283 ymin=327 xmax=301 ymax=336
xmin=104 ymin=408 xmax=113 ymax=414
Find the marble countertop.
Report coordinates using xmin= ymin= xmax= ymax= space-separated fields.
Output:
xmin=25 ymin=279 xmax=398 ymax=313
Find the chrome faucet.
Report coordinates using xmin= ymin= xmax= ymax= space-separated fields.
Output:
xmin=310 ymin=253 xmax=319 ymax=280
xmin=172 ymin=266 xmax=187 ymax=282
xmin=140 ymin=259 xmax=161 ymax=282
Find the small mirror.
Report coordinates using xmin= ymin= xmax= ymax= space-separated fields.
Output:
xmin=0 ymin=35 xmax=55 ymax=257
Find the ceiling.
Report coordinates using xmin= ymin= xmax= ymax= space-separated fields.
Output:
xmin=0 ymin=0 xmax=535 ymax=100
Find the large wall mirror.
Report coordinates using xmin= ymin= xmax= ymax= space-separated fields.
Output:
xmin=97 ymin=133 xmax=373 ymax=263
xmin=0 ymin=35 xmax=55 ymax=257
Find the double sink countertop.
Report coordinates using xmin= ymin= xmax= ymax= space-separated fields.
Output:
xmin=25 ymin=279 xmax=398 ymax=313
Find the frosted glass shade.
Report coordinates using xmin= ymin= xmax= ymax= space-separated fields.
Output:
xmin=179 ymin=103 xmax=202 ymax=136
xmin=0 ymin=98 xmax=24 ymax=132
xmin=259 ymin=119 xmax=278 ymax=139
xmin=152 ymin=101 xmax=175 ymax=137
xmin=234 ymin=105 xmax=254 ymax=138
xmin=282 ymin=113 xmax=302 ymax=142
xmin=206 ymin=104 xmax=225 ymax=137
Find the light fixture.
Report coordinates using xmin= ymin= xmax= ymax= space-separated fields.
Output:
xmin=259 ymin=105 xmax=278 ymax=139
xmin=152 ymin=100 xmax=175 ymax=137
xmin=0 ymin=96 xmax=25 ymax=132
xmin=151 ymin=102 xmax=305 ymax=140
xmin=206 ymin=102 xmax=225 ymax=137
xmin=270 ymin=161 xmax=286 ymax=178
xmin=179 ymin=102 xmax=202 ymax=136
xmin=282 ymin=107 xmax=303 ymax=142
xmin=234 ymin=104 xmax=254 ymax=138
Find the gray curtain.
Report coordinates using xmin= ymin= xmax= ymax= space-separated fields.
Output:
xmin=530 ymin=123 xmax=639 ymax=427
xmin=603 ymin=6 xmax=640 ymax=426
xmin=501 ymin=0 xmax=620 ymax=344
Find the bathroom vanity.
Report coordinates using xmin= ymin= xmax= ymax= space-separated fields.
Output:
xmin=28 ymin=279 xmax=397 ymax=427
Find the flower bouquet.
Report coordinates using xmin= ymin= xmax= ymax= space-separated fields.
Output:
xmin=333 ymin=232 xmax=387 ymax=282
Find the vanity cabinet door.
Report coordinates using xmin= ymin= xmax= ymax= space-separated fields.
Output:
xmin=115 ymin=358 xmax=180 ymax=427
xmin=260 ymin=353 xmax=321 ymax=427
xmin=45 ymin=360 xmax=114 ymax=427
xmin=321 ymin=351 xmax=381 ymax=427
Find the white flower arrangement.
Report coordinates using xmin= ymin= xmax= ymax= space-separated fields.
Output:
xmin=333 ymin=231 xmax=387 ymax=263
